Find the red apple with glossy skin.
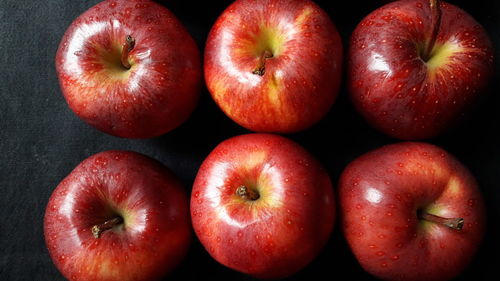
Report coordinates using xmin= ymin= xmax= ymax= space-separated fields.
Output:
xmin=56 ymin=0 xmax=201 ymax=138
xmin=349 ymin=0 xmax=494 ymax=139
xmin=339 ymin=142 xmax=485 ymax=281
xmin=44 ymin=151 xmax=191 ymax=281
xmin=191 ymin=134 xmax=334 ymax=278
xmin=204 ymin=0 xmax=343 ymax=133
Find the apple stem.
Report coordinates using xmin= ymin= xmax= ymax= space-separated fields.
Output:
xmin=121 ymin=35 xmax=135 ymax=69
xmin=422 ymin=0 xmax=442 ymax=61
xmin=236 ymin=185 xmax=260 ymax=201
xmin=91 ymin=216 xmax=123 ymax=238
xmin=418 ymin=211 xmax=464 ymax=231
xmin=252 ymin=50 xmax=273 ymax=76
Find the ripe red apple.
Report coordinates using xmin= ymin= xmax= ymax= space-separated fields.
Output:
xmin=56 ymin=0 xmax=201 ymax=138
xmin=204 ymin=0 xmax=343 ymax=133
xmin=348 ymin=0 xmax=494 ymax=139
xmin=191 ymin=134 xmax=334 ymax=278
xmin=44 ymin=151 xmax=191 ymax=281
xmin=339 ymin=142 xmax=486 ymax=281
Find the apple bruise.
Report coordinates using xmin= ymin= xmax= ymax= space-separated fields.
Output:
xmin=339 ymin=143 xmax=485 ymax=281
xmin=348 ymin=0 xmax=494 ymax=139
xmin=204 ymin=0 xmax=342 ymax=132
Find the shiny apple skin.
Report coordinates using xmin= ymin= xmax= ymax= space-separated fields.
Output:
xmin=348 ymin=0 xmax=494 ymax=140
xmin=56 ymin=0 xmax=201 ymax=138
xmin=204 ymin=0 xmax=343 ymax=133
xmin=339 ymin=142 xmax=486 ymax=281
xmin=191 ymin=134 xmax=334 ymax=278
xmin=44 ymin=151 xmax=191 ymax=281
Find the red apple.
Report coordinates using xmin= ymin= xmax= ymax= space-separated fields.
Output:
xmin=339 ymin=142 xmax=485 ymax=281
xmin=56 ymin=0 xmax=201 ymax=138
xmin=348 ymin=0 xmax=494 ymax=139
xmin=191 ymin=133 xmax=334 ymax=278
xmin=204 ymin=0 xmax=343 ymax=133
xmin=44 ymin=151 xmax=191 ymax=281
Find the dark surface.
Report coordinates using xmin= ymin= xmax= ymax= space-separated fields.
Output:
xmin=0 ymin=0 xmax=499 ymax=280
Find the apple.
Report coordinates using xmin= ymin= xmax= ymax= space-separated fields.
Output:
xmin=339 ymin=142 xmax=485 ymax=281
xmin=191 ymin=133 xmax=334 ymax=278
xmin=204 ymin=0 xmax=343 ymax=133
xmin=348 ymin=0 xmax=494 ymax=139
xmin=44 ymin=151 xmax=191 ymax=281
xmin=56 ymin=0 xmax=201 ymax=138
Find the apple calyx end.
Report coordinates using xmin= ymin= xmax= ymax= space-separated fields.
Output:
xmin=121 ymin=35 xmax=136 ymax=70
xmin=418 ymin=211 xmax=464 ymax=231
xmin=252 ymin=50 xmax=273 ymax=76
xmin=236 ymin=185 xmax=260 ymax=201
xmin=91 ymin=216 xmax=124 ymax=238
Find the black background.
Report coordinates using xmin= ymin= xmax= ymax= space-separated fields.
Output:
xmin=1 ymin=0 xmax=499 ymax=280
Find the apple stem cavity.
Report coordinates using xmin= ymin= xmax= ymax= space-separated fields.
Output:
xmin=252 ymin=50 xmax=273 ymax=76
xmin=121 ymin=35 xmax=136 ymax=69
xmin=91 ymin=216 xmax=124 ymax=238
xmin=418 ymin=211 xmax=464 ymax=231
xmin=236 ymin=185 xmax=260 ymax=201
xmin=422 ymin=0 xmax=442 ymax=62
